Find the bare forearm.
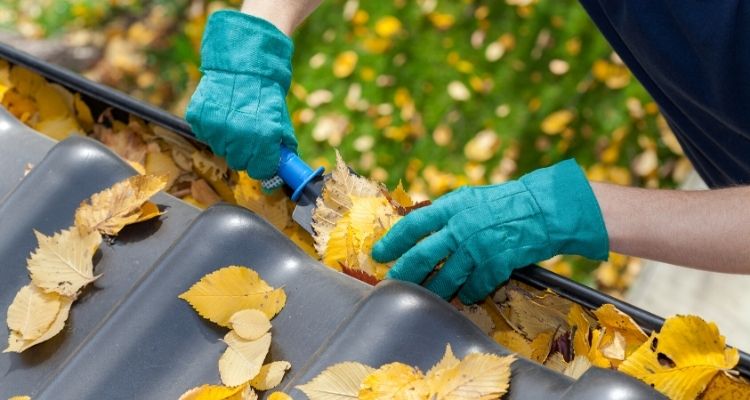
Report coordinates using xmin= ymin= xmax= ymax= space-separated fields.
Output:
xmin=591 ymin=182 xmax=750 ymax=274
xmin=241 ymin=0 xmax=322 ymax=36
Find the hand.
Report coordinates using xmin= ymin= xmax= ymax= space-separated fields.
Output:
xmin=186 ymin=11 xmax=297 ymax=181
xmin=372 ymin=159 xmax=609 ymax=304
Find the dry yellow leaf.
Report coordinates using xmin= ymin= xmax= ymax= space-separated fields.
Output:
xmin=34 ymin=116 xmax=83 ymax=141
xmin=8 ymin=396 xmax=32 ymax=400
xmin=359 ymin=362 xmax=429 ymax=400
xmin=10 ymin=66 xmax=45 ymax=96
xmin=297 ymin=362 xmax=376 ymax=400
xmin=528 ymin=331 xmax=554 ymax=363
xmin=390 ymin=181 xmax=413 ymax=207
xmin=540 ymin=110 xmax=574 ymax=135
xmin=179 ymin=266 xmax=286 ymax=327
xmin=250 ymin=361 xmax=291 ymax=390
xmin=35 ymin=83 xmax=71 ymax=120
xmin=145 ymin=151 xmax=181 ymax=189
xmin=96 ymin=124 xmax=148 ymax=166
xmin=543 ymin=352 xmax=568 ymax=373
xmin=492 ymin=330 xmax=532 ymax=359
xmin=73 ymin=93 xmax=94 ymax=130
xmin=5 ymin=295 xmax=73 ymax=353
xmin=502 ymin=282 xmax=571 ymax=339
xmin=594 ymin=304 xmax=648 ymax=350
xmin=229 ymin=309 xmax=271 ymax=341
xmin=333 ymin=51 xmax=358 ymax=78
xmin=75 ymin=174 xmax=168 ymax=236
xmin=190 ymin=151 xmax=235 ymax=202
xmin=599 ymin=329 xmax=626 ymax=361
xmin=219 ymin=331 xmax=272 ymax=387
xmin=374 ymin=16 xmax=401 ymax=38
xmin=458 ymin=305 xmax=494 ymax=335
xmin=191 ymin=179 xmax=222 ymax=207
xmin=586 ymin=329 xmax=612 ymax=369
xmin=267 ymin=392 xmax=292 ymax=400
xmin=7 ymin=284 xmax=62 ymax=340
xmin=312 ymin=151 xmax=381 ymax=256
xmin=234 ymin=171 xmax=291 ymax=231
xmin=322 ymin=195 xmax=397 ymax=281
xmin=27 ymin=228 xmax=102 ymax=297
xmin=426 ymin=344 xmax=460 ymax=382
xmin=618 ymin=315 xmax=740 ymax=400
xmin=179 ymin=384 xmax=257 ymax=400
xmin=429 ymin=353 xmax=515 ymax=400
xmin=563 ymin=356 xmax=592 ymax=380
xmin=701 ymin=371 xmax=750 ymax=399
xmin=134 ymin=201 xmax=163 ymax=224
xmin=178 ymin=384 xmax=244 ymax=400
xmin=568 ymin=304 xmax=593 ymax=358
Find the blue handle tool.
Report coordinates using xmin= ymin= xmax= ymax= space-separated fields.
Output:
xmin=277 ymin=147 xmax=325 ymax=202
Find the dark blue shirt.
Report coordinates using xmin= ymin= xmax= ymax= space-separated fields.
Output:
xmin=581 ymin=1 xmax=750 ymax=188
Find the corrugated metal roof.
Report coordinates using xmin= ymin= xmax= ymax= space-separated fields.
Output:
xmin=0 ymin=43 xmax=670 ymax=399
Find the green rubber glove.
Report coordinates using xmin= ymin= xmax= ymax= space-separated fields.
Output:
xmin=372 ymin=159 xmax=609 ymax=304
xmin=186 ymin=10 xmax=297 ymax=182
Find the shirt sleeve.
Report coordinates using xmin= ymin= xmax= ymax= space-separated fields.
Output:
xmin=579 ymin=0 xmax=750 ymax=187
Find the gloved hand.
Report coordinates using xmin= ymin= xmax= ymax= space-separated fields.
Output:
xmin=372 ymin=159 xmax=609 ymax=304
xmin=186 ymin=11 xmax=297 ymax=185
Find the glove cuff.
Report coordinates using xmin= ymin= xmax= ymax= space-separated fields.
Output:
xmin=200 ymin=10 xmax=294 ymax=91
xmin=520 ymin=159 xmax=609 ymax=260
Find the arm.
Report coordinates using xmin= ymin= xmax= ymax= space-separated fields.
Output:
xmin=185 ymin=1 xmax=322 ymax=185
xmin=241 ymin=0 xmax=322 ymax=36
xmin=592 ymin=183 xmax=750 ymax=274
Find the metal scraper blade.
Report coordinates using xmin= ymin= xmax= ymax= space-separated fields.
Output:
xmin=291 ymin=173 xmax=327 ymax=235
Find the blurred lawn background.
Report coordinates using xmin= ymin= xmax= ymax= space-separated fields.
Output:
xmin=0 ymin=0 xmax=692 ymax=295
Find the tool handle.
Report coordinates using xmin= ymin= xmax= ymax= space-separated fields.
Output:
xmin=278 ymin=146 xmax=325 ymax=202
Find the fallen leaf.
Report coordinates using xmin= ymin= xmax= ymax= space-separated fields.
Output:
xmin=493 ymin=330 xmax=533 ymax=359
xmin=233 ymin=171 xmax=291 ymax=231
xmin=458 ymin=304 xmax=495 ymax=335
xmin=250 ymin=361 xmax=291 ymax=390
xmin=74 ymin=174 xmax=167 ymax=236
xmin=429 ymin=353 xmax=515 ymax=399
xmin=389 ymin=181 xmax=413 ymax=208
xmin=179 ymin=266 xmax=286 ymax=327
xmin=312 ymin=150 xmax=382 ymax=256
xmin=528 ymin=331 xmax=554 ymax=363
xmin=543 ymin=352 xmax=568 ymax=373
xmin=27 ymin=228 xmax=102 ymax=297
xmin=359 ymin=362 xmax=429 ymax=400
xmin=333 ymin=51 xmax=358 ymax=78
xmin=178 ymin=384 xmax=244 ymax=400
xmin=540 ymin=110 xmax=574 ymax=135
xmin=447 ymin=81 xmax=470 ymax=101
xmin=5 ymin=295 xmax=73 ymax=353
xmin=34 ymin=116 xmax=83 ymax=141
xmin=230 ymin=309 xmax=272 ymax=341
xmin=267 ymin=393 xmax=292 ymax=400
xmin=191 ymin=179 xmax=222 ymax=207
xmin=6 ymin=284 xmax=62 ymax=340
xmin=134 ymin=201 xmax=162 ymax=223
xmin=563 ymin=355 xmax=592 ymax=379
xmin=426 ymin=344 xmax=460 ymax=381
xmin=297 ymin=362 xmax=376 ymax=400
xmin=464 ymin=129 xmax=500 ymax=162
xmin=700 ymin=371 xmax=750 ymax=399
xmin=599 ymin=329 xmax=626 ymax=361
xmin=145 ymin=151 xmax=180 ymax=188
xmin=219 ymin=331 xmax=272 ymax=387
xmin=593 ymin=304 xmax=648 ymax=348
xmin=618 ymin=315 xmax=739 ymax=400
